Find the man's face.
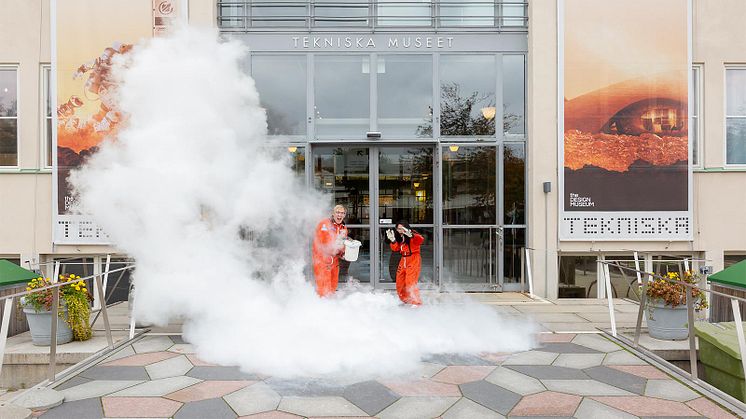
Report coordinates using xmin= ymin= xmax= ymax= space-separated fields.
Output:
xmin=333 ymin=208 xmax=346 ymax=224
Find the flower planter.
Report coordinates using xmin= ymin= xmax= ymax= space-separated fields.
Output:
xmin=22 ymin=306 xmax=73 ymax=346
xmin=646 ymin=299 xmax=689 ymax=340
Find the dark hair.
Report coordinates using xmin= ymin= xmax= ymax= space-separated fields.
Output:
xmin=393 ymin=220 xmax=413 ymax=243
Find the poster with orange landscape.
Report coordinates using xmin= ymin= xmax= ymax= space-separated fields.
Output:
xmin=53 ymin=0 xmax=182 ymax=244
xmin=559 ymin=0 xmax=692 ymax=240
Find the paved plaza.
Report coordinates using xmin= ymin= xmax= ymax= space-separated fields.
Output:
xmin=13 ymin=332 xmax=737 ymax=418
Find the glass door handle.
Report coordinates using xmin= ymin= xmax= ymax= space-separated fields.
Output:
xmin=495 ymin=227 xmax=504 ymax=240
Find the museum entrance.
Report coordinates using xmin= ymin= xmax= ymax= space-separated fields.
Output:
xmin=311 ymin=143 xmax=523 ymax=291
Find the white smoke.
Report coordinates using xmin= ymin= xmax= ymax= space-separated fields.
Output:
xmin=70 ymin=27 xmax=537 ymax=378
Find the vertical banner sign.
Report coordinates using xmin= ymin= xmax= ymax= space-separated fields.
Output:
xmin=53 ymin=0 xmax=182 ymax=244
xmin=559 ymin=0 xmax=692 ymax=240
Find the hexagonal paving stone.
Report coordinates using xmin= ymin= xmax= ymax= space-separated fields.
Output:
xmin=174 ymin=397 xmax=238 ymax=419
xmin=478 ymin=352 xmax=511 ymax=364
xmin=39 ymin=397 xmax=103 ymax=419
xmin=343 ymin=380 xmax=399 ymax=416
xmin=102 ymin=351 xmax=179 ymax=366
xmin=644 ymin=379 xmax=700 ymax=401
xmin=572 ymin=334 xmax=621 ymax=353
xmin=224 ymin=382 xmax=282 ymax=416
xmin=376 ymin=396 xmax=459 ymax=419
xmin=541 ymin=379 xmax=633 ymax=396
xmin=102 ymin=396 xmax=182 ymax=417
xmin=278 ymin=396 xmax=367 ymax=417
xmin=380 ymin=378 xmax=460 ymax=397
xmin=264 ymin=377 xmax=346 ymax=397
xmin=101 ymin=345 xmax=136 ymax=363
xmin=460 ymin=380 xmax=521 ymax=415
xmin=167 ymin=380 xmax=254 ymax=403
xmin=240 ymin=412 xmax=302 ymax=419
xmin=509 ymin=391 xmax=582 ymax=417
xmin=53 ymin=376 xmax=92 ymax=391
xmin=502 ymin=351 xmax=558 ymax=365
xmin=504 ymin=365 xmax=589 ymax=380
xmin=186 ymin=354 xmax=217 ymax=367
xmin=79 ymin=366 xmax=150 ymax=381
xmin=187 ymin=366 xmax=262 ymax=380
xmin=146 ymin=354 xmax=194 ymax=380
xmin=441 ymin=397 xmax=504 ymax=419
xmin=573 ymin=398 xmax=637 ymax=419
xmin=432 ymin=366 xmax=496 ymax=384
xmin=539 ymin=343 xmax=601 ymax=354
xmin=133 ymin=336 xmax=175 ymax=353
xmin=686 ymin=397 xmax=740 ymax=419
xmin=584 ymin=366 xmax=646 ymax=395
xmin=169 ymin=344 xmax=195 ymax=354
xmin=60 ymin=380 xmax=143 ymax=401
xmin=603 ymin=350 xmax=648 ymax=366
xmin=552 ymin=353 xmax=606 ymax=369
xmin=591 ymin=395 xmax=700 ymax=417
xmin=423 ymin=353 xmax=497 ymax=366
xmin=538 ymin=333 xmax=576 ymax=343
xmin=608 ymin=365 xmax=670 ymax=379
xmin=485 ymin=366 xmax=545 ymax=395
xmin=110 ymin=376 xmax=202 ymax=396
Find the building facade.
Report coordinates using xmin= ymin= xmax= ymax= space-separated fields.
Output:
xmin=0 ymin=0 xmax=744 ymax=298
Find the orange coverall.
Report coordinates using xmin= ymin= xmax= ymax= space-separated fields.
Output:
xmin=312 ymin=218 xmax=348 ymax=297
xmin=390 ymin=232 xmax=424 ymax=305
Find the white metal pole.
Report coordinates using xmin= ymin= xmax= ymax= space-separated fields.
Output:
xmin=731 ymin=300 xmax=746 ymax=381
xmin=633 ymin=251 xmax=643 ymax=285
xmin=525 ymin=248 xmax=535 ymax=298
xmin=102 ymin=254 xmax=111 ymax=306
xmin=603 ymin=262 xmax=617 ymax=337
xmin=0 ymin=297 xmax=14 ymax=378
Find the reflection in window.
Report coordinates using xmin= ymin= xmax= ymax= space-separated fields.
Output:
xmin=440 ymin=55 xmax=495 ymax=136
xmin=380 ymin=227 xmax=434 ymax=284
xmin=504 ymin=143 xmax=525 ymax=225
xmin=219 ymin=3 xmax=245 ymax=28
xmin=312 ymin=147 xmax=370 ymax=224
xmin=287 ymin=146 xmax=305 ymax=177
xmin=502 ymin=227 xmax=525 ymax=284
xmin=315 ymin=56 xmax=370 ymax=137
xmin=440 ymin=0 xmax=494 ymax=26
xmin=379 ymin=147 xmax=433 ymax=224
xmin=443 ymin=228 xmax=496 ymax=285
xmin=251 ymin=1 xmax=307 ymax=27
xmin=503 ymin=54 xmax=525 ymax=136
xmin=692 ymin=65 xmax=700 ymax=165
xmin=44 ymin=66 xmax=53 ymax=166
xmin=252 ymin=55 xmax=306 ymax=136
xmin=314 ymin=0 xmax=369 ymax=26
xmin=0 ymin=68 xmax=18 ymax=166
xmin=378 ymin=55 xmax=432 ymax=138
xmin=725 ymin=254 xmax=746 ymax=268
xmin=377 ymin=0 xmax=431 ymax=26
xmin=339 ymin=227 xmax=371 ymax=283
xmin=726 ymin=68 xmax=746 ymax=164
xmin=442 ymin=146 xmax=496 ymax=225
xmin=501 ymin=2 xmax=526 ymax=27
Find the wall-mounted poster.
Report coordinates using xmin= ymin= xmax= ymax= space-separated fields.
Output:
xmin=558 ymin=0 xmax=692 ymax=240
xmin=53 ymin=0 xmax=183 ymax=244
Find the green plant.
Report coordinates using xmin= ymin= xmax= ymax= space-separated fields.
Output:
xmin=22 ymin=274 xmax=94 ymax=341
xmin=644 ymin=270 xmax=708 ymax=311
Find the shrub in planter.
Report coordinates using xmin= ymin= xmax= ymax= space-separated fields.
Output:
xmin=22 ymin=274 xmax=94 ymax=341
xmin=645 ymin=271 xmax=708 ymax=340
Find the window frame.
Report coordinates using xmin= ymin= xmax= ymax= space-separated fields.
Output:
xmin=724 ymin=64 xmax=746 ymax=168
xmin=41 ymin=64 xmax=53 ymax=168
xmin=0 ymin=65 xmax=19 ymax=168
xmin=692 ymin=63 xmax=702 ymax=168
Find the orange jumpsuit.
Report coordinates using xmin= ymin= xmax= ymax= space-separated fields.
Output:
xmin=312 ymin=218 xmax=348 ymax=297
xmin=390 ymin=232 xmax=424 ymax=305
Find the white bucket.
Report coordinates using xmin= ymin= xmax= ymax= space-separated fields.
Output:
xmin=343 ymin=239 xmax=362 ymax=262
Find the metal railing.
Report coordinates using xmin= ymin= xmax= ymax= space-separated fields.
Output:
xmin=0 ymin=257 xmax=135 ymax=383
xmin=217 ymin=0 xmax=528 ymax=31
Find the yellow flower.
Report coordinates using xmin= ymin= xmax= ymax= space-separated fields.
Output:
xmin=74 ymin=286 xmax=80 ymax=291
xmin=36 ymin=277 xmax=42 ymax=281
xmin=26 ymin=287 xmax=31 ymax=291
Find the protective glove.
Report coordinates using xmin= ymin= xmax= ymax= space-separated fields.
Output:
xmin=403 ymin=228 xmax=413 ymax=238
xmin=385 ymin=229 xmax=395 ymax=242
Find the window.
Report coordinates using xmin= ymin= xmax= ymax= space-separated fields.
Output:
xmin=252 ymin=1 xmax=307 ymax=27
xmin=377 ymin=0 xmax=431 ymax=26
xmin=725 ymin=254 xmax=746 ymax=269
xmin=726 ymin=67 xmax=746 ymax=165
xmin=0 ymin=67 xmax=18 ymax=166
xmin=377 ymin=55 xmax=432 ymax=137
xmin=440 ymin=55 xmax=496 ymax=136
xmin=314 ymin=0 xmax=369 ymax=27
xmin=43 ymin=65 xmax=52 ymax=167
xmin=501 ymin=1 xmax=527 ymax=27
xmin=251 ymin=55 xmax=307 ymax=136
xmin=503 ymin=54 xmax=525 ymax=136
xmin=692 ymin=64 xmax=702 ymax=166
xmin=440 ymin=0 xmax=494 ymax=27
xmin=314 ymin=56 xmax=370 ymax=137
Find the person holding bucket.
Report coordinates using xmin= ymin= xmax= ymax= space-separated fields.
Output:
xmin=386 ymin=220 xmax=424 ymax=306
xmin=312 ymin=204 xmax=349 ymax=297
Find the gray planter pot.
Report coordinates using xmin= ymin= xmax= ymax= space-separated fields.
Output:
xmin=22 ymin=306 xmax=73 ymax=346
xmin=646 ymin=299 xmax=689 ymax=340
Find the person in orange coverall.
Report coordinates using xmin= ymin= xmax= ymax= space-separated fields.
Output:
xmin=312 ymin=205 xmax=349 ymax=297
xmin=386 ymin=220 xmax=423 ymax=306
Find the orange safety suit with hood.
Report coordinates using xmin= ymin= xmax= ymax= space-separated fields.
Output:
xmin=312 ymin=217 xmax=348 ymax=297
xmin=389 ymin=223 xmax=424 ymax=305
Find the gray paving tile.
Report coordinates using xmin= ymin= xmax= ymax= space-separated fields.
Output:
xmin=101 ymin=345 xmax=136 ymax=363
xmin=442 ymin=397 xmax=505 ymax=419
xmin=278 ymin=396 xmax=368 ymax=417
xmin=603 ymin=350 xmax=649 ymax=365
xmin=539 ymin=342 xmax=601 ymax=354
xmin=344 ymin=380 xmax=399 ymax=416
xmin=170 ymin=335 xmax=188 ymax=344
xmin=542 ymin=379 xmax=633 ymax=396
xmin=265 ymin=377 xmax=346 ymax=397
xmin=110 ymin=376 xmax=202 ymax=396
xmin=223 ymin=382 xmax=281 ymax=416
xmin=485 ymin=367 xmax=545 ymax=395
xmin=53 ymin=376 xmax=92 ymax=391
xmin=504 ymin=365 xmax=589 ymax=380
xmin=133 ymin=336 xmax=174 ymax=353
xmin=574 ymin=398 xmax=638 ymax=419
xmin=460 ymin=380 xmax=521 ymax=415
xmin=572 ymin=334 xmax=621 ymax=353
xmin=60 ymin=380 xmax=143 ymax=401
xmin=377 ymin=396 xmax=459 ymax=419
xmin=584 ymin=365 xmax=647 ymax=395
xmin=552 ymin=353 xmax=605 ymax=369
xmin=502 ymin=351 xmax=558 ymax=365
xmin=639 ymin=417 xmax=706 ymax=419
xmin=0 ymin=404 xmax=32 ymax=419
xmin=40 ymin=397 xmax=104 ymax=419
xmin=509 ymin=416 xmax=574 ymax=419
xmin=79 ymin=366 xmax=150 ymax=381
xmin=644 ymin=379 xmax=700 ymax=401
xmin=186 ymin=366 xmax=261 ymax=380
xmin=174 ymin=397 xmax=237 ymax=418
xmin=146 ymin=354 xmax=194 ymax=380
xmin=424 ymin=353 xmax=498 ymax=366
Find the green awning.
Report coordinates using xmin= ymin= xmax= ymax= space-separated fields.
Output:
xmin=709 ymin=259 xmax=746 ymax=289
xmin=0 ymin=259 xmax=39 ymax=287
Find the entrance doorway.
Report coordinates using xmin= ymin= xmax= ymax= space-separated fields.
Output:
xmin=311 ymin=143 xmax=521 ymax=291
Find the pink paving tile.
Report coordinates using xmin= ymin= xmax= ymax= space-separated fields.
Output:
xmin=592 ymin=396 xmax=700 ymax=416
xmin=102 ymin=351 xmax=179 ymax=366
xmin=103 ymin=397 xmax=182 ymax=417
xmin=479 ymin=352 xmax=511 ymax=363
xmin=186 ymin=354 xmax=218 ymax=367
xmin=240 ymin=412 xmax=302 ymax=419
xmin=608 ymin=365 xmax=670 ymax=379
xmin=380 ymin=378 xmax=461 ymax=396
xmin=509 ymin=391 xmax=581 ymax=416
xmin=538 ymin=333 xmax=576 ymax=343
xmin=432 ymin=366 xmax=496 ymax=384
xmin=167 ymin=380 xmax=254 ymax=402
xmin=686 ymin=397 xmax=739 ymax=419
